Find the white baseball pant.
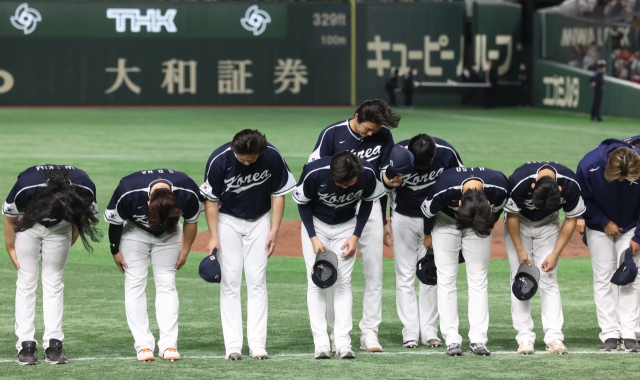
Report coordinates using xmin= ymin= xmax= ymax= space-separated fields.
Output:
xmin=120 ymin=222 xmax=182 ymax=354
xmin=432 ymin=213 xmax=491 ymax=346
xmin=504 ymin=213 xmax=564 ymax=345
xmin=218 ymin=212 xmax=270 ymax=353
xmin=14 ymin=221 xmax=72 ymax=352
xmin=327 ymin=199 xmax=383 ymax=336
xmin=302 ymin=217 xmax=356 ymax=350
xmin=586 ymin=227 xmax=640 ymax=342
xmin=391 ymin=212 xmax=439 ymax=344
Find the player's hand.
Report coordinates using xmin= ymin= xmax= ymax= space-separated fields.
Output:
xmin=604 ymin=221 xmax=622 ymax=237
xmin=423 ymin=235 xmax=432 ymax=251
xmin=517 ymin=249 xmax=532 ymax=266
xmin=383 ymin=223 xmax=393 ymax=247
xmin=575 ymin=219 xmax=586 ymax=235
xmin=265 ymin=230 xmax=278 ymax=258
xmin=630 ymin=240 xmax=640 ymax=255
xmin=175 ymin=249 xmax=189 ymax=270
xmin=207 ymin=235 xmax=220 ymax=255
xmin=311 ymin=237 xmax=326 ymax=255
xmin=71 ymin=225 xmax=79 ymax=246
xmin=6 ymin=244 xmax=19 ymax=270
xmin=341 ymin=235 xmax=359 ymax=258
xmin=382 ymin=172 xmax=403 ymax=188
xmin=113 ymin=252 xmax=128 ymax=274
xmin=541 ymin=254 xmax=559 ymax=272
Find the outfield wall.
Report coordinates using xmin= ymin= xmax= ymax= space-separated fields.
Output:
xmin=534 ymin=59 xmax=640 ymax=119
xmin=0 ymin=1 xmax=522 ymax=106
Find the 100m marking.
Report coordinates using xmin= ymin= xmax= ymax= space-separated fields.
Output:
xmin=321 ymin=35 xmax=347 ymax=46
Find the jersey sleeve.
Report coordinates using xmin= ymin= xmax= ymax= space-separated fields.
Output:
xmin=421 ymin=188 xmax=447 ymax=235
xmin=576 ymin=161 xmax=609 ymax=228
xmin=504 ymin=181 xmax=526 ymax=214
xmin=179 ymin=179 xmax=205 ymax=224
xmin=2 ymin=180 xmax=29 ymax=217
xmin=362 ymin=170 xmax=386 ymax=201
xmin=200 ymin=155 xmax=226 ymax=201
xmin=269 ymin=148 xmax=297 ymax=196
xmin=562 ymin=181 xmax=586 ymax=218
xmin=292 ymin=164 xmax=317 ymax=205
xmin=104 ymin=185 xmax=128 ymax=225
xmin=308 ymin=129 xmax=334 ymax=163
xmin=448 ymin=147 xmax=464 ymax=168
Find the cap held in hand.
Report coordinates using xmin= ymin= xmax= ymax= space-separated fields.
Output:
xmin=416 ymin=248 xmax=437 ymax=285
xmin=199 ymin=248 xmax=221 ymax=283
xmin=512 ymin=262 xmax=540 ymax=301
xmin=312 ymin=249 xmax=338 ymax=288
xmin=385 ymin=145 xmax=414 ymax=180
xmin=611 ymin=247 xmax=638 ymax=286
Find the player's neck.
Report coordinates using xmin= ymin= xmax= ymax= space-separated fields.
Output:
xmin=462 ymin=179 xmax=483 ymax=193
xmin=537 ymin=168 xmax=556 ymax=181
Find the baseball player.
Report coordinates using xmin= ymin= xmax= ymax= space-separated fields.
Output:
xmin=3 ymin=165 xmax=101 ymax=365
xmin=504 ymin=161 xmax=586 ymax=355
xmin=575 ymin=139 xmax=640 ymax=352
xmin=105 ymin=169 xmax=204 ymax=362
xmin=200 ymin=129 xmax=296 ymax=361
xmin=388 ymin=134 xmax=463 ymax=348
xmin=309 ymin=99 xmax=400 ymax=352
xmin=294 ymin=151 xmax=386 ymax=359
xmin=421 ymin=167 xmax=510 ymax=356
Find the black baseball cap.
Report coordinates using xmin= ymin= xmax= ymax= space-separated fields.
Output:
xmin=512 ymin=262 xmax=540 ymax=301
xmin=312 ymin=249 xmax=338 ymax=288
xmin=416 ymin=248 xmax=437 ymax=285
xmin=611 ymin=247 xmax=638 ymax=286
xmin=199 ymin=248 xmax=221 ymax=283
xmin=386 ymin=145 xmax=414 ymax=179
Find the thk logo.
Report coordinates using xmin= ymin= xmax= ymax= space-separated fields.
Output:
xmin=10 ymin=3 xmax=41 ymax=35
xmin=106 ymin=8 xmax=177 ymax=33
xmin=240 ymin=5 xmax=271 ymax=36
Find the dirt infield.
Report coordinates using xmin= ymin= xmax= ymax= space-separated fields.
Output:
xmin=192 ymin=218 xmax=590 ymax=259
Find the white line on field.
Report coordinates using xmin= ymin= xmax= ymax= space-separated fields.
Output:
xmin=422 ymin=111 xmax=632 ymax=137
xmin=0 ymin=350 xmax=631 ymax=363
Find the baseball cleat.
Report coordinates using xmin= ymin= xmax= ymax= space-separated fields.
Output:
xmin=45 ymin=339 xmax=68 ymax=364
xmin=546 ymin=340 xmax=568 ymax=355
xmin=159 ymin=347 xmax=181 ymax=361
xmin=249 ymin=346 xmax=269 ymax=360
xmin=137 ymin=348 xmax=155 ymax=362
xmin=360 ymin=332 xmax=383 ymax=352
xmin=446 ymin=343 xmax=463 ymax=356
xmin=402 ymin=340 xmax=418 ymax=348
xmin=623 ymin=339 xmax=640 ymax=353
xmin=314 ymin=345 xmax=331 ymax=359
xmin=225 ymin=347 xmax=243 ymax=361
xmin=469 ymin=342 xmax=491 ymax=356
xmin=17 ymin=341 xmax=38 ymax=366
xmin=517 ymin=340 xmax=534 ymax=355
xmin=336 ymin=345 xmax=355 ymax=359
xmin=600 ymin=338 xmax=619 ymax=352
xmin=425 ymin=338 xmax=442 ymax=347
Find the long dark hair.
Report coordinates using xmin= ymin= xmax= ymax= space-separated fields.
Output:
xmin=455 ymin=189 xmax=494 ymax=238
xmin=147 ymin=188 xmax=182 ymax=234
xmin=14 ymin=168 xmax=102 ymax=252
xmin=330 ymin=151 xmax=365 ymax=185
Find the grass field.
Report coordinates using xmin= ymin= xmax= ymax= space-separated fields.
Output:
xmin=0 ymin=106 xmax=639 ymax=379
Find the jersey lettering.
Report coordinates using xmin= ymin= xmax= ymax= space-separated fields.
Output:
xmin=349 ymin=145 xmax=381 ymax=160
xmin=403 ymin=168 xmax=444 ymax=190
xmin=456 ymin=167 xmax=485 ymax=172
xmin=224 ymin=170 xmax=272 ymax=194
xmin=35 ymin=165 xmax=75 ymax=171
xmin=318 ymin=190 xmax=364 ymax=208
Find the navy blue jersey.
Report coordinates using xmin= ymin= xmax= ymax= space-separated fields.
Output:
xmin=308 ymin=119 xmax=394 ymax=176
xmin=591 ymin=71 xmax=604 ymax=92
xmin=390 ymin=138 xmax=463 ymax=218
xmin=505 ymin=162 xmax=585 ymax=221
xmin=624 ymin=135 xmax=640 ymax=144
xmin=576 ymin=139 xmax=640 ymax=243
xmin=104 ymin=169 xmax=204 ymax=236
xmin=421 ymin=167 xmax=510 ymax=235
xmin=3 ymin=165 xmax=98 ymax=228
xmin=293 ymin=157 xmax=385 ymax=227
xmin=200 ymin=142 xmax=296 ymax=219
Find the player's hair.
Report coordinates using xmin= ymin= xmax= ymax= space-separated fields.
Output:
xmin=604 ymin=147 xmax=640 ymax=182
xmin=532 ymin=176 xmax=561 ymax=211
xmin=13 ymin=168 xmax=102 ymax=252
xmin=330 ymin=151 xmax=365 ymax=185
xmin=628 ymin=139 xmax=640 ymax=149
xmin=408 ymin=134 xmax=437 ymax=169
xmin=355 ymin=99 xmax=401 ymax=129
xmin=231 ymin=129 xmax=268 ymax=155
xmin=147 ymin=188 xmax=182 ymax=234
xmin=455 ymin=189 xmax=494 ymax=238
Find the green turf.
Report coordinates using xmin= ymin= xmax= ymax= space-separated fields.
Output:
xmin=0 ymin=106 xmax=638 ymax=378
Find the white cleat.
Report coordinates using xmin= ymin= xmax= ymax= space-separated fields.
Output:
xmin=360 ymin=332 xmax=383 ymax=352
xmin=225 ymin=347 xmax=243 ymax=361
xmin=137 ymin=348 xmax=155 ymax=362
xmin=249 ymin=346 xmax=269 ymax=360
xmin=336 ymin=345 xmax=356 ymax=359
xmin=517 ymin=340 xmax=534 ymax=355
xmin=159 ymin=347 xmax=180 ymax=361
xmin=314 ymin=345 xmax=331 ymax=359
xmin=546 ymin=339 xmax=568 ymax=355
